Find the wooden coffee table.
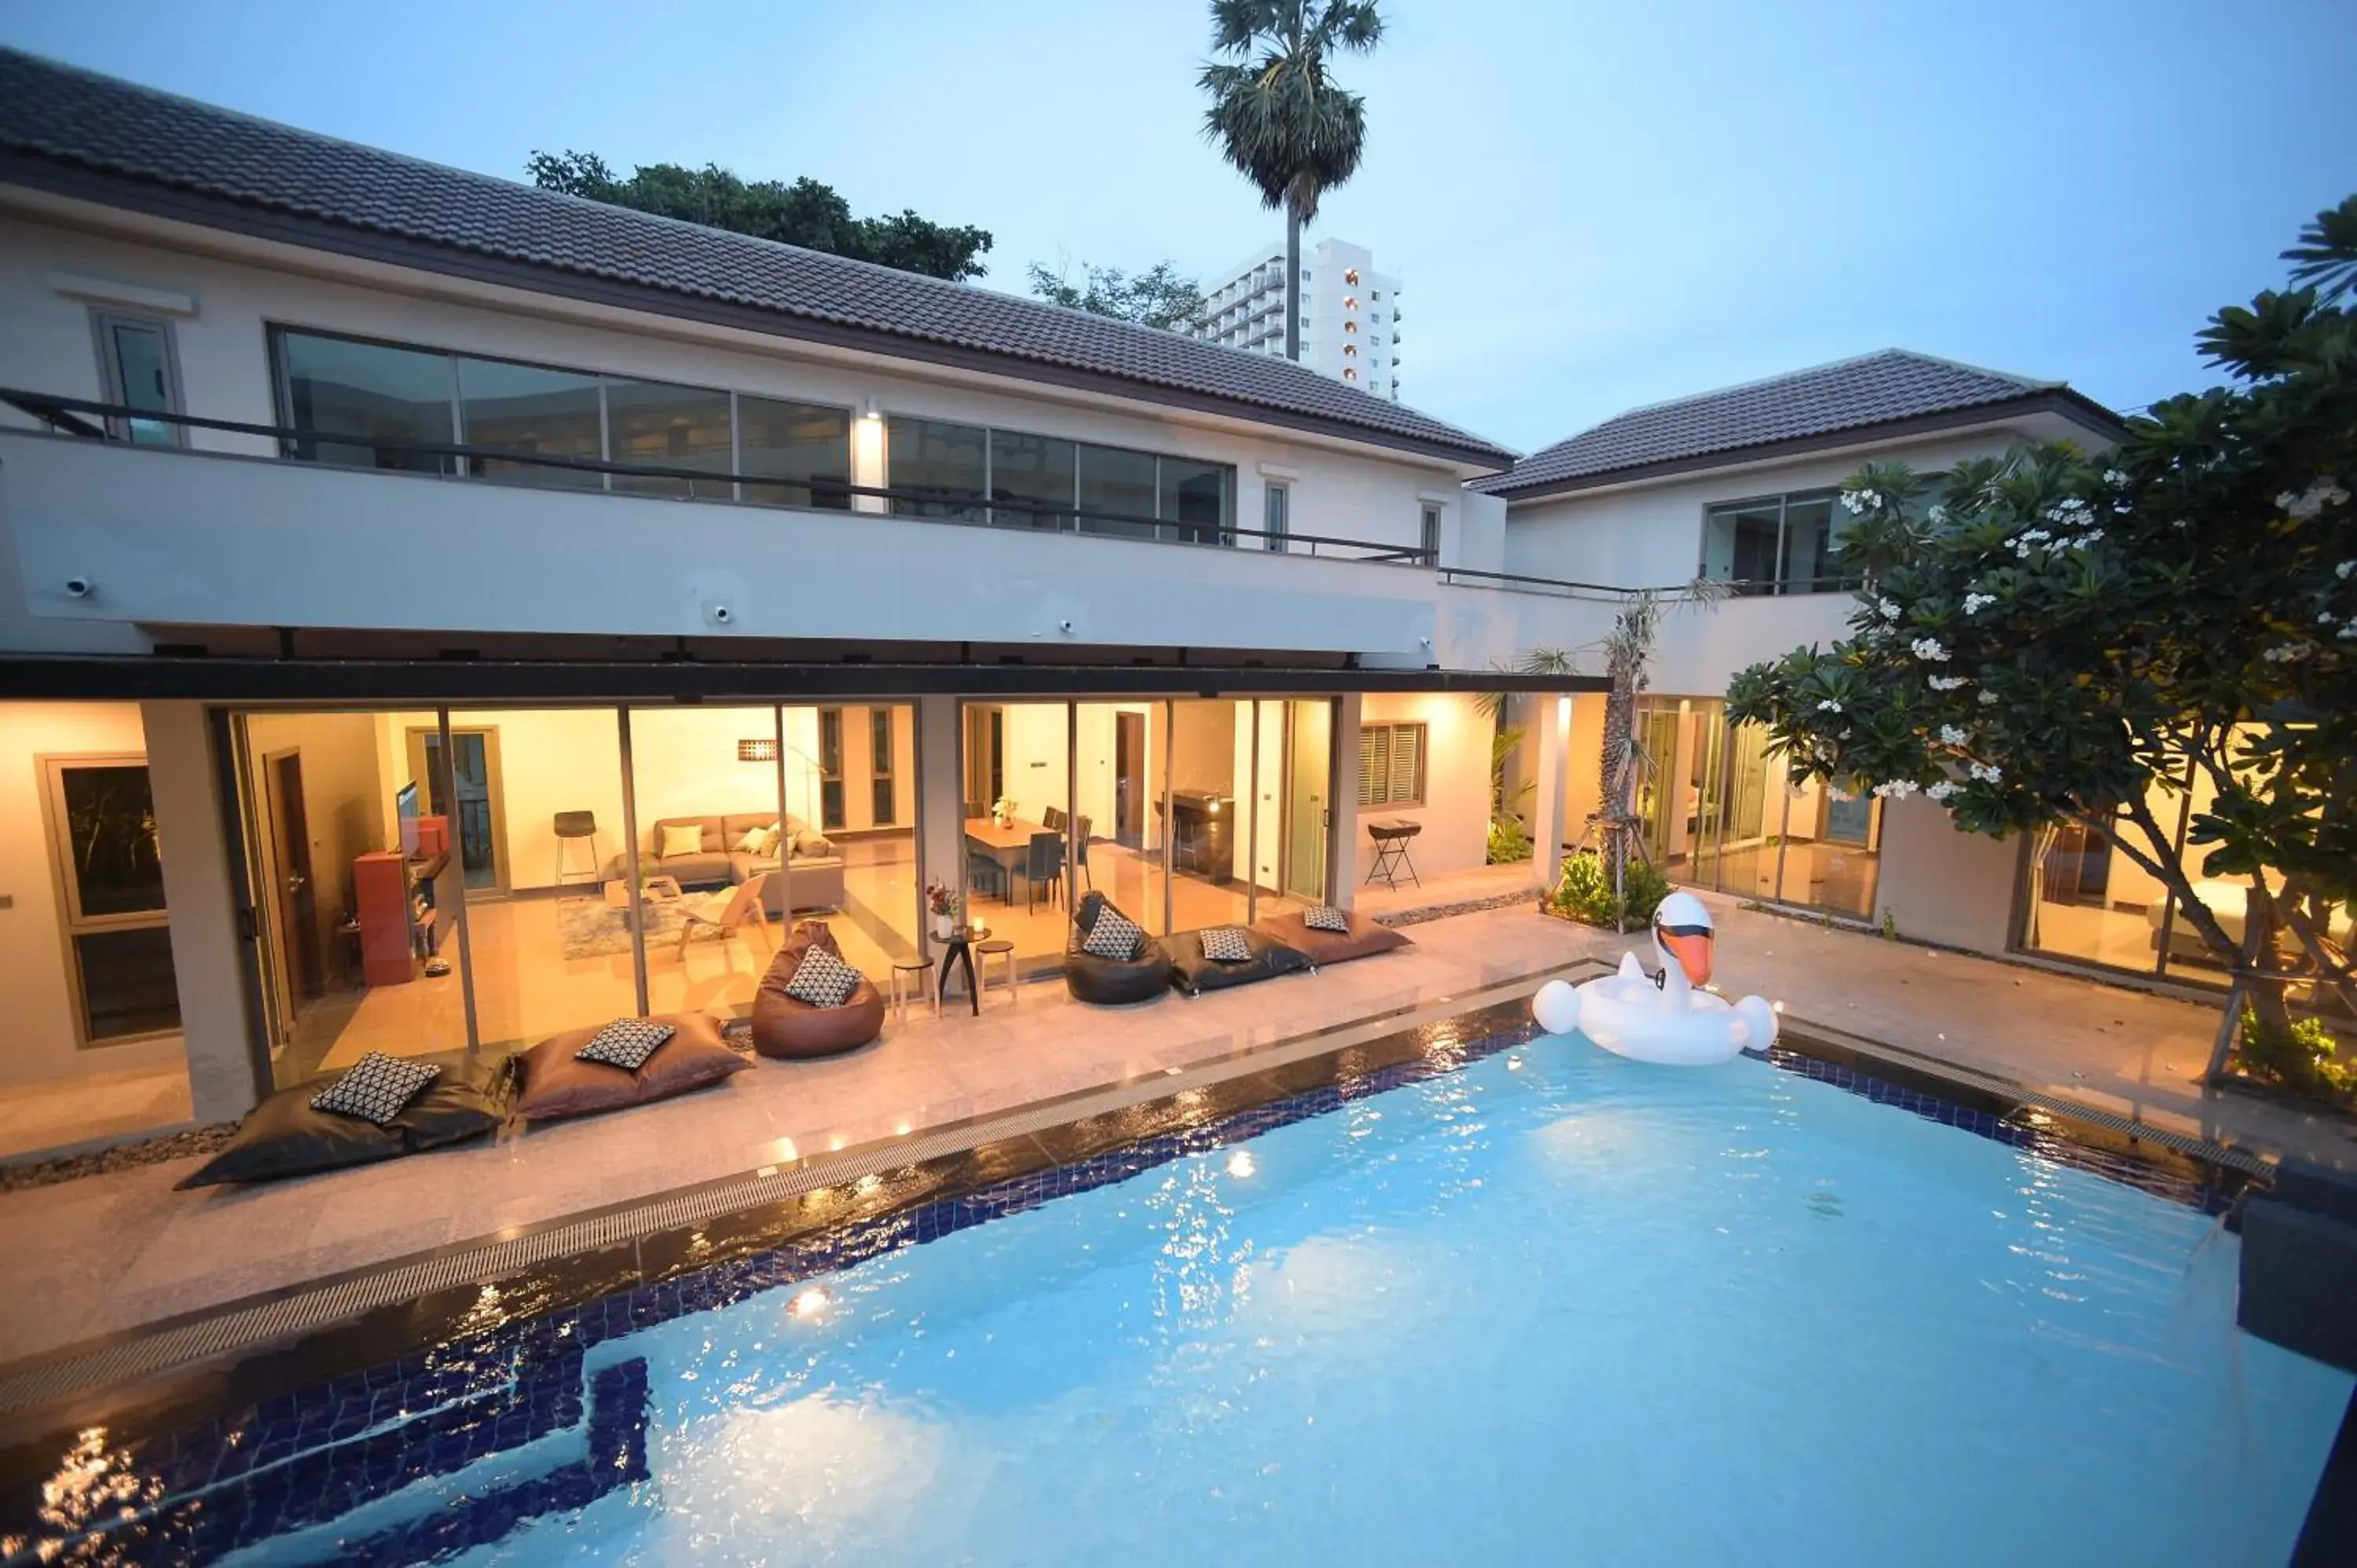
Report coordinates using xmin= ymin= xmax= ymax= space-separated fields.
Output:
xmin=603 ymin=875 xmax=683 ymax=909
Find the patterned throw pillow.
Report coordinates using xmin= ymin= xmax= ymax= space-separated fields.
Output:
xmin=575 ymin=1017 xmax=676 ymax=1071
xmin=311 ymin=1052 xmax=441 ymax=1126
xmin=1083 ymin=910 xmax=1145 ymax=962
xmin=1303 ymin=905 xmax=1351 ymax=933
xmin=784 ymin=946 xmax=863 ymax=1009
xmin=1200 ymin=926 xmax=1254 ymax=962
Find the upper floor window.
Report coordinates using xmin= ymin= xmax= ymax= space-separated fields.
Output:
xmin=1700 ymin=488 xmax=1849 ymax=595
xmin=269 ymin=328 xmax=852 ymax=507
xmin=1358 ymin=722 xmax=1425 ymax=808
xmin=90 ymin=311 xmax=185 ymax=446
xmin=1263 ymin=481 xmax=1289 ymax=552
xmin=1420 ymin=503 xmax=1442 ymax=565
xmin=884 ymin=416 xmax=1233 ymax=544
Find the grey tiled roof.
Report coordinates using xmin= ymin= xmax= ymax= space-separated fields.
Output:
xmin=0 ymin=49 xmax=1515 ymax=467
xmin=1475 ymin=350 xmax=2114 ymax=496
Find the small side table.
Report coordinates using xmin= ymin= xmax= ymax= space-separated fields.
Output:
xmin=935 ymin=927 xmax=982 ymax=1017
xmin=889 ymin=958 xmax=937 ymax=1023
xmin=973 ymin=937 xmax=1017 ymax=1007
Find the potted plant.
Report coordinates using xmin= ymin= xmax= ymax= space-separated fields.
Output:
xmin=924 ymin=879 xmax=962 ymax=941
xmin=991 ymin=795 xmax=1016 ymax=828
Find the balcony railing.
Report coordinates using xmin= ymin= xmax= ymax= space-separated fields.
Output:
xmin=1 ymin=388 xmax=1439 ymax=567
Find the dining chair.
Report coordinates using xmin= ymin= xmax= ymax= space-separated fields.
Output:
xmin=1043 ymin=805 xmax=1066 ymax=831
xmin=966 ymin=837 xmax=1008 ymax=903
xmin=1024 ymin=830 xmax=1065 ymax=913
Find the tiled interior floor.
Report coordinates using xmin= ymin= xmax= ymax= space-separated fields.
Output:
xmin=962 ymin=837 xmax=1312 ymax=968
xmin=0 ymin=1061 xmax=192 ymax=1163
xmin=277 ymin=836 xmax=926 ymax=1080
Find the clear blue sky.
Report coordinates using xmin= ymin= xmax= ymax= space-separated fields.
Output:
xmin=8 ymin=0 xmax=2352 ymax=452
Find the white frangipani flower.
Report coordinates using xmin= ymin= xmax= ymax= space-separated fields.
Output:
xmin=1929 ymin=675 xmax=1970 ymax=691
xmin=1910 ymin=636 xmax=1950 ymax=662
xmin=2262 ymin=643 xmax=2314 ymax=664
xmin=1937 ymin=724 xmax=1969 ymax=746
xmin=2044 ymin=499 xmax=2094 ymax=529
xmin=1968 ymin=761 xmax=2003 ymax=783
xmin=1872 ymin=779 xmax=1920 ymax=800
xmin=1963 ymin=592 xmax=1996 ymax=615
xmin=1927 ymin=504 xmax=1948 ymax=526
xmin=2279 ymin=479 xmax=2350 ymax=521
xmin=1816 ymin=698 xmax=1843 ymax=713
xmin=1875 ymin=596 xmax=1903 ymax=621
xmin=1926 ymin=780 xmax=1960 ymax=803
xmin=1978 ymin=689 xmax=2000 ymax=705
xmin=2337 ymin=559 xmax=2355 ymax=580
xmin=2102 ymin=469 xmax=2127 ymax=486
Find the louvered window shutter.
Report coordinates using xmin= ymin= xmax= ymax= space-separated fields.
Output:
xmin=1389 ymin=724 xmax=1423 ymax=805
xmin=1358 ymin=726 xmax=1383 ymax=807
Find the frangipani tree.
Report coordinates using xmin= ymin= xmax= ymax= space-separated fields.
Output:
xmin=1728 ymin=197 xmax=2357 ymax=1062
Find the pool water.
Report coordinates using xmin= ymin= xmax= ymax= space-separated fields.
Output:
xmin=348 ymin=1028 xmax=2348 ymax=1567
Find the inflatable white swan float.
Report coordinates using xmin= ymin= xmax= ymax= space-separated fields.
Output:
xmin=1531 ymin=891 xmax=1778 ymax=1065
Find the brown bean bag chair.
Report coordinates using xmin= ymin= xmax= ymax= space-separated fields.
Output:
xmin=512 ymin=1011 xmax=748 ymax=1122
xmin=750 ymin=921 xmax=885 ymax=1060
xmin=1254 ymin=908 xmax=1412 ymax=969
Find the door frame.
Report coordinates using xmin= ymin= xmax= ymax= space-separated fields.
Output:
xmin=254 ymin=746 xmax=324 ymax=1036
xmin=405 ymin=724 xmax=511 ymax=895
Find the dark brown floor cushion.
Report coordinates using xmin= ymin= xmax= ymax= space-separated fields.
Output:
xmin=512 ymin=1011 xmax=748 ymax=1122
xmin=750 ymin=935 xmax=884 ymax=1060
xmin=1254 ymin=909 xmax=1412 ymax=968
xmin=1167 ymin=925 xmax=1311 ymax=997
xmin=178 ymin=1061 xmax=509 ymax=1189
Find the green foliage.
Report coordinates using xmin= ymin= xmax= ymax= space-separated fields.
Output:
xmin=1198 ymin=2 xmax=1384 ymax=222
xmin=526 ymin=150 xmax=992 ymax=281
xmin=1725 ymin=197 xmax=2357 ymax=1013
xmin=1879 ymin=907 xmax=1898 ymax=940
xmin=2282 ymin=194 xmax=2357 ymax=306
xmin=1025 ymin=259 xmax=1208 ymax=331
xmin=1486 ymin=813 xmax=1531 ymax=865
xmin=2233 ymin=1009 xmax=2356 ymax=1102
xmin=1551 ymin=850 xmax=1670 ymax=929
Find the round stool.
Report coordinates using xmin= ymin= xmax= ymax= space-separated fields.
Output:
xmin=889 ymin=958 xmax=937 ymax=1022
xmin=973 ymin=938 xmax=1017 ymax=1006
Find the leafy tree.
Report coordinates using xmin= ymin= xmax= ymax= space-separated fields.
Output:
xmin=1025 ymin=259 xmax=1208 ymax=331
xmin=526 ymin=150 xmax=992 ymax=281
xmin=1726 ymin=198 xmax=2357 ymax=1068
xmin=1198 ymin=0 xmax=1384 ymax=361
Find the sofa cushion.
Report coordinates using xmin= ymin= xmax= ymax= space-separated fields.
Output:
xmin=1255 ymin=909 xmax=1411 ymax=968
xmin=576 ymin=1017 xmax=675 ymax=1071
xmin=1083 ymin=909 xmax=1145 ymax=961
xmin=310 ymin=1051 xmax=440 ymax=1126
xmin=1303 ymin=903 xmax=1351 ymax=934
xmin=1169 ymin=926 xmax=1310 ymax=997
xmin=784 ymin=947 xmax=863 ymax=1009
xmin=512 ymin=1012 xmax=747 ymax=1122
xmin=179 ymin=1061 xmax=507 ymax=1189
xmin=656 ymin=821 xmax=706 ymax=860
xmin=1199 ymin=926 xmax=1253 ymax=962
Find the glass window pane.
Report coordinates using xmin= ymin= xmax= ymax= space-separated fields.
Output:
xmin=2018 ymin=808 xmax=2165 ymax=973
xmin=1168 ymin=699 xmax=1249 ymax=929
xmin=104 ymin=319 xmax=178 ymax=445
xmin=1703 ymin=500 xmax=1781 ymax=595
xmin=458 ymin=357 xmax=603 ymax=489
xmin=1076 ymin=701 xmax=1168 ymax=937
xmin=1076 ymin=444 xmax=1159 ymax=540
xmin=960 ymin=702 xmax=1071 ymax=970
xmin=633 ymin=705 xmax=784 ymax=1028
xmin=888 ymin=416 xmax=988 ymax=520
xmin=605 ymin=379 xmax=732 ymax=499
xmin=741 ymin=395 xmax=852 ymax=510
xmin=989 ymin=430 xmax=1077 ymax=529
xmin=1263 ymin=482 xmax=1288 ymax=551
xmin=1160 ymin=459 xmax=1233 ymax=545
xmin=59 ymin=764 xmax=167 ymax=918
xmin=74 ymin=928 xmax=181 ymax=1040
xmin=1780 ymin=495 xmax=1837 ymax=592
xmin=278 ymin=332 xmax=455 ymax=474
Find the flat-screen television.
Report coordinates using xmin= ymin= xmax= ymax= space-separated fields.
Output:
xmin=395 ymin=780 xmax=421 ymax=857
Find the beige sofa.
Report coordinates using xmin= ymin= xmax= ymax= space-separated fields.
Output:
xmin=607 ymin=813 xmax=845 ymax=914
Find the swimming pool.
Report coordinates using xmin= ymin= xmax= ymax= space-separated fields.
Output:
xmin=13 ymin=1008 xmax=2350 ymax=1565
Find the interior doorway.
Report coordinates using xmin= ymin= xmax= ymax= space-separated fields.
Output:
xmin=407 ymin=725 xmax=508 ymax=892
xmin=263 ymin=749 xmax=324 ymax=1008
xmin=1114 ymin=711 xmax=1146 ymax=848
xmin=1283 ymin=699 xmax=1330 ymax=902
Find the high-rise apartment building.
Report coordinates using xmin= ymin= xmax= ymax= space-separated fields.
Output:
xmin=1186 ymin=236 xmax=1402 ymax=401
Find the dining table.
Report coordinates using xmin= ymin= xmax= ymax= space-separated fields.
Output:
xmin=965 ymin=816 xmax=1049 ymax=903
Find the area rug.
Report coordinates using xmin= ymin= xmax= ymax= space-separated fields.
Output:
xmin=555 ymin=896 xmax=691 ymax=959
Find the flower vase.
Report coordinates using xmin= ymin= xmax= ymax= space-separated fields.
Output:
xmin=932 ymin=914 xmax=956 ymax=942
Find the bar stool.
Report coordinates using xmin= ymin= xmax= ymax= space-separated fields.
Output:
xmin=973 ymin=937 xmax=1017 ymax=1006
xmin=889 ymin=957 xmax=937 ymax=1023
xmin=553 ymin=811 xmax=601 ymax=885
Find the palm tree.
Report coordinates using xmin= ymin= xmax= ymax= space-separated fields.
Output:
xmin=1199 ymin=1 xmax=1385 ymax=362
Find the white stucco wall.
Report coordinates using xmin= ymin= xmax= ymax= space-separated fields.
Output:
xmin=1354 ymin=692 xmax=1493 ymax=885
xmin=0 ymin=207 xmax=1495 ymax=663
